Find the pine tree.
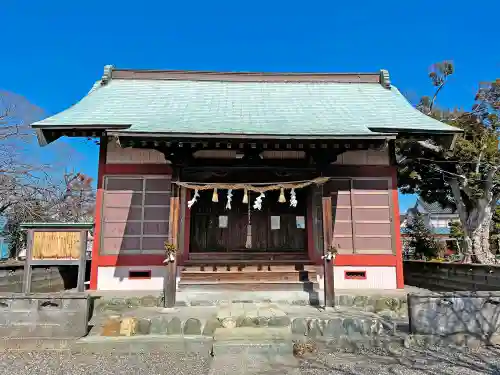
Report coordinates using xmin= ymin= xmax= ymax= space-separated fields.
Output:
xmin=404 ymin=213 xmax=440 ymax=260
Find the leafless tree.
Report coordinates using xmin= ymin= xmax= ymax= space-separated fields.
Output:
xmin=1 ymin=91 xmax=96 ymax=256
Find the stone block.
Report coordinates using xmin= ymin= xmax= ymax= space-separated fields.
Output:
xmin=202 ymin=318 xmax=222 ymax=336
xmin=214 ymin=327 xmax=291 ymax=341
xmin=352 ymin=296 xmax=369 ymax=307
xmin=268 ymin=316 xmax=291 ymax=327
xmin=137 ymin=319 xmax=151 ymax=335
xmin=336 ymin=295 xmax=354 ymax=306
xmin=237 ymin=316 xmax=260 ymax=328
xmin=183 ymin=318 xmax=202 ymax=335
xmin=291 ymin=318 xmax=307 ymax=335
xmin=220 ymin=318 xmax=236 ymax=329
xmin=323 ymin=318 xmax=346 ymax=337
xmin=149 ymin=317 xmax=169 ymax=335
xmin=166 ymin=317 xmax=182 ymax=335
xmin=342 ymin=318 xmax=364 ymax=338
xmin=408 ymin=292 xmax=500 ymax=343
xmin=119 ymin=317 xmax=138 ymax=336
xmin=100 ymin=316 xmax=122 ymax=337
xmin=0 ymin=293 xmax=89 ymax=338
xmin=307 ymin=319 xmax=323 ymax=338
xmin=140 ymin=295 xmax=160 ymax=307
xmin=212 ymin=327 xmax=293 ymax=356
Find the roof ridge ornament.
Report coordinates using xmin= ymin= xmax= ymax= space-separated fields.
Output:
xmin=101 ymin=65 xmax=115 ymax=85
xmin=88 ymin=65 xmax=115 ymax=94
xmin=379 ymin=69 xmax=391 ymax=89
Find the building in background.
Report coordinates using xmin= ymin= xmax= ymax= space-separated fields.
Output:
xmin=401 ymin=198 xmax=459 ymax=256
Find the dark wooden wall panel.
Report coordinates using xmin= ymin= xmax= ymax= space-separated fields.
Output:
xmin=189 ymin=189 xmax=307 ymax=252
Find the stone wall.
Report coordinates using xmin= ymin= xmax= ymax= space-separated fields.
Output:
xmin=404 ymin=261 xmax=500 ymax=291
xmin=407 ymin=292 xmax=500 ymax=346
xmin=0 ymin=292 xmax=90 ymax=338
xmin=0 ymin=262 xmax=91 ymax=293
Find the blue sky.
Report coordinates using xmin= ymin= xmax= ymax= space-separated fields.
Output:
xmin=2 ymin=0 xmax=498 ymax=212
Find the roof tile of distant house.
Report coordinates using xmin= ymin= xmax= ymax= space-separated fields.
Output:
xmin=417 ymin=199 xmax=457 ymax=214
xmin=31 ymin=66 xmax=461 ymax=138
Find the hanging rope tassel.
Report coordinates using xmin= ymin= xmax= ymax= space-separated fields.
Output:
xmin=278 ymin=188 xmax=286 ymax=203
xmin=245 ymin=198 xmax=252 ymax=249
xmin=212 ymin=188 xmax=219 ymax=202
xmin=290 ymin=188 xmax=298 ymax=207
xmin=187 ymin=189 xmax=200 ymax=209
xmin=242 ymin=188 xmax=248 ymax=204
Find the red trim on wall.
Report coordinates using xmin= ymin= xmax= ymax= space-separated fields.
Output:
xmin=306 ymin=190 xmax=315 ymax=262
xmin=97 ymin=255 xmax=166 ymax=267
xmin=334 ymin=254 xmax=397 ymax=267
xmin=89 ymin=138 xmax=107 ymax=290
xmin=103 ymin=164 xmax=172 ymax=175
xmin=344 ymin=270 xmax=367 ymax=280
xmin=183 ymin=190 xmax=191 ymax=263
xmin=391 ymin=167 xmax=405 ymax=289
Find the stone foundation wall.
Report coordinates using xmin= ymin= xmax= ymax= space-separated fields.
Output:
xmin=0 ymin=292 xmax=90 ymax=338
xmin=408 ymin=292 xmax=500 ymax=345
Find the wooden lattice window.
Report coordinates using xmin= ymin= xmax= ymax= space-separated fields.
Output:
xmin=330 ymin=178 xmax=393 ymax=255
xmin=101 ymin=175 xmax=171 ymax=255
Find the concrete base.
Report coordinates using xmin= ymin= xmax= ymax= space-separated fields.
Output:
xmin=209 ymin=353 xmax=301 ymax=375
xmin=212 ymin=327 xmax=293 ymax=356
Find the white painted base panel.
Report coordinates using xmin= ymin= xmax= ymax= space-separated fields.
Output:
xmin=316 ymin=266 xmax=397 ymax=290
xmin=97 ymin=265 xmax=396 ymax=291
xmin=97 ymin=266 xmax=181 ymax=291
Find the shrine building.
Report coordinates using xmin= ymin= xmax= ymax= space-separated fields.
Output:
xmin=31 ymin=66 xmax=459 ymax=305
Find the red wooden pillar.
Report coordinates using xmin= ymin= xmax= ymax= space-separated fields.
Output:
xmin=89 ymin=136 xmax=107 ymax=290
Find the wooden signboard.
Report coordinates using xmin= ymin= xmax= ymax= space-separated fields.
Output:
xmin=20 ymin=222 xmax=94 ymax=293
xmin=32 ymin=231 xmax=81 ymax=259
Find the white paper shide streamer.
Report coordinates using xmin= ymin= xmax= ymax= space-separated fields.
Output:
xmin=226 ymin=189 xmax=233 ymax=210
xmin=187 ymin=189 xmax=200 ymax=209
xmin=253 ymin=192 xmax=265 ymax=210
xmin=290 ymin=189 xmax=297 ymax=207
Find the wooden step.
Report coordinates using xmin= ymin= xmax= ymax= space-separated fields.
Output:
xmin=178 ymin=280 xmax=319 ymax=292
xmin=180 ymin=270 xmax=315 ymax=283
xmin=184 ymin=259 xmax=311 ymax=266
xmin=189 ymin=252 xmax=309 ymax=261
xmin=181 ymin=264 xmax=318 ymax=272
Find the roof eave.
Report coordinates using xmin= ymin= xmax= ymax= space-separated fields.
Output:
xmin=31 ymin=123 xmax=131 ymax=130
xmin=31 ymin=124 xmax=132 ymax=147
xmin=107 ymin=130 xmax=398 ymax=140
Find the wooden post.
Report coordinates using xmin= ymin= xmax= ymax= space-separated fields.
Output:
xmin=164 ymin=180 xmax=180 ymax=308
xmin=22 ymin=229 xmax=34 ymax=294
xmin=76 ymin=230 xmax=88 ymax=292
xmin=178 ymin=187 xmax=187 ymax=264
xmin=322 ymin=196 xmax=335 ymax=307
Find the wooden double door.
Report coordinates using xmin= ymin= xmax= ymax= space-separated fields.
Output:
xmin=189 ymin=188 xmax=308 ymax=253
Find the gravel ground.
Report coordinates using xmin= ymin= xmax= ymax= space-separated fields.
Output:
xmin=299 ymin=346 xmax=500 ymax=375
xmin=0 ymin=352 xmax=211 ymax=375
xmin=0 ymin=346 xmax=499 ymax=374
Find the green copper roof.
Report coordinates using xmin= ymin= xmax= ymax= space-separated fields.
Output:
xmin=32 ymin=67 xmax=460 ymax=138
